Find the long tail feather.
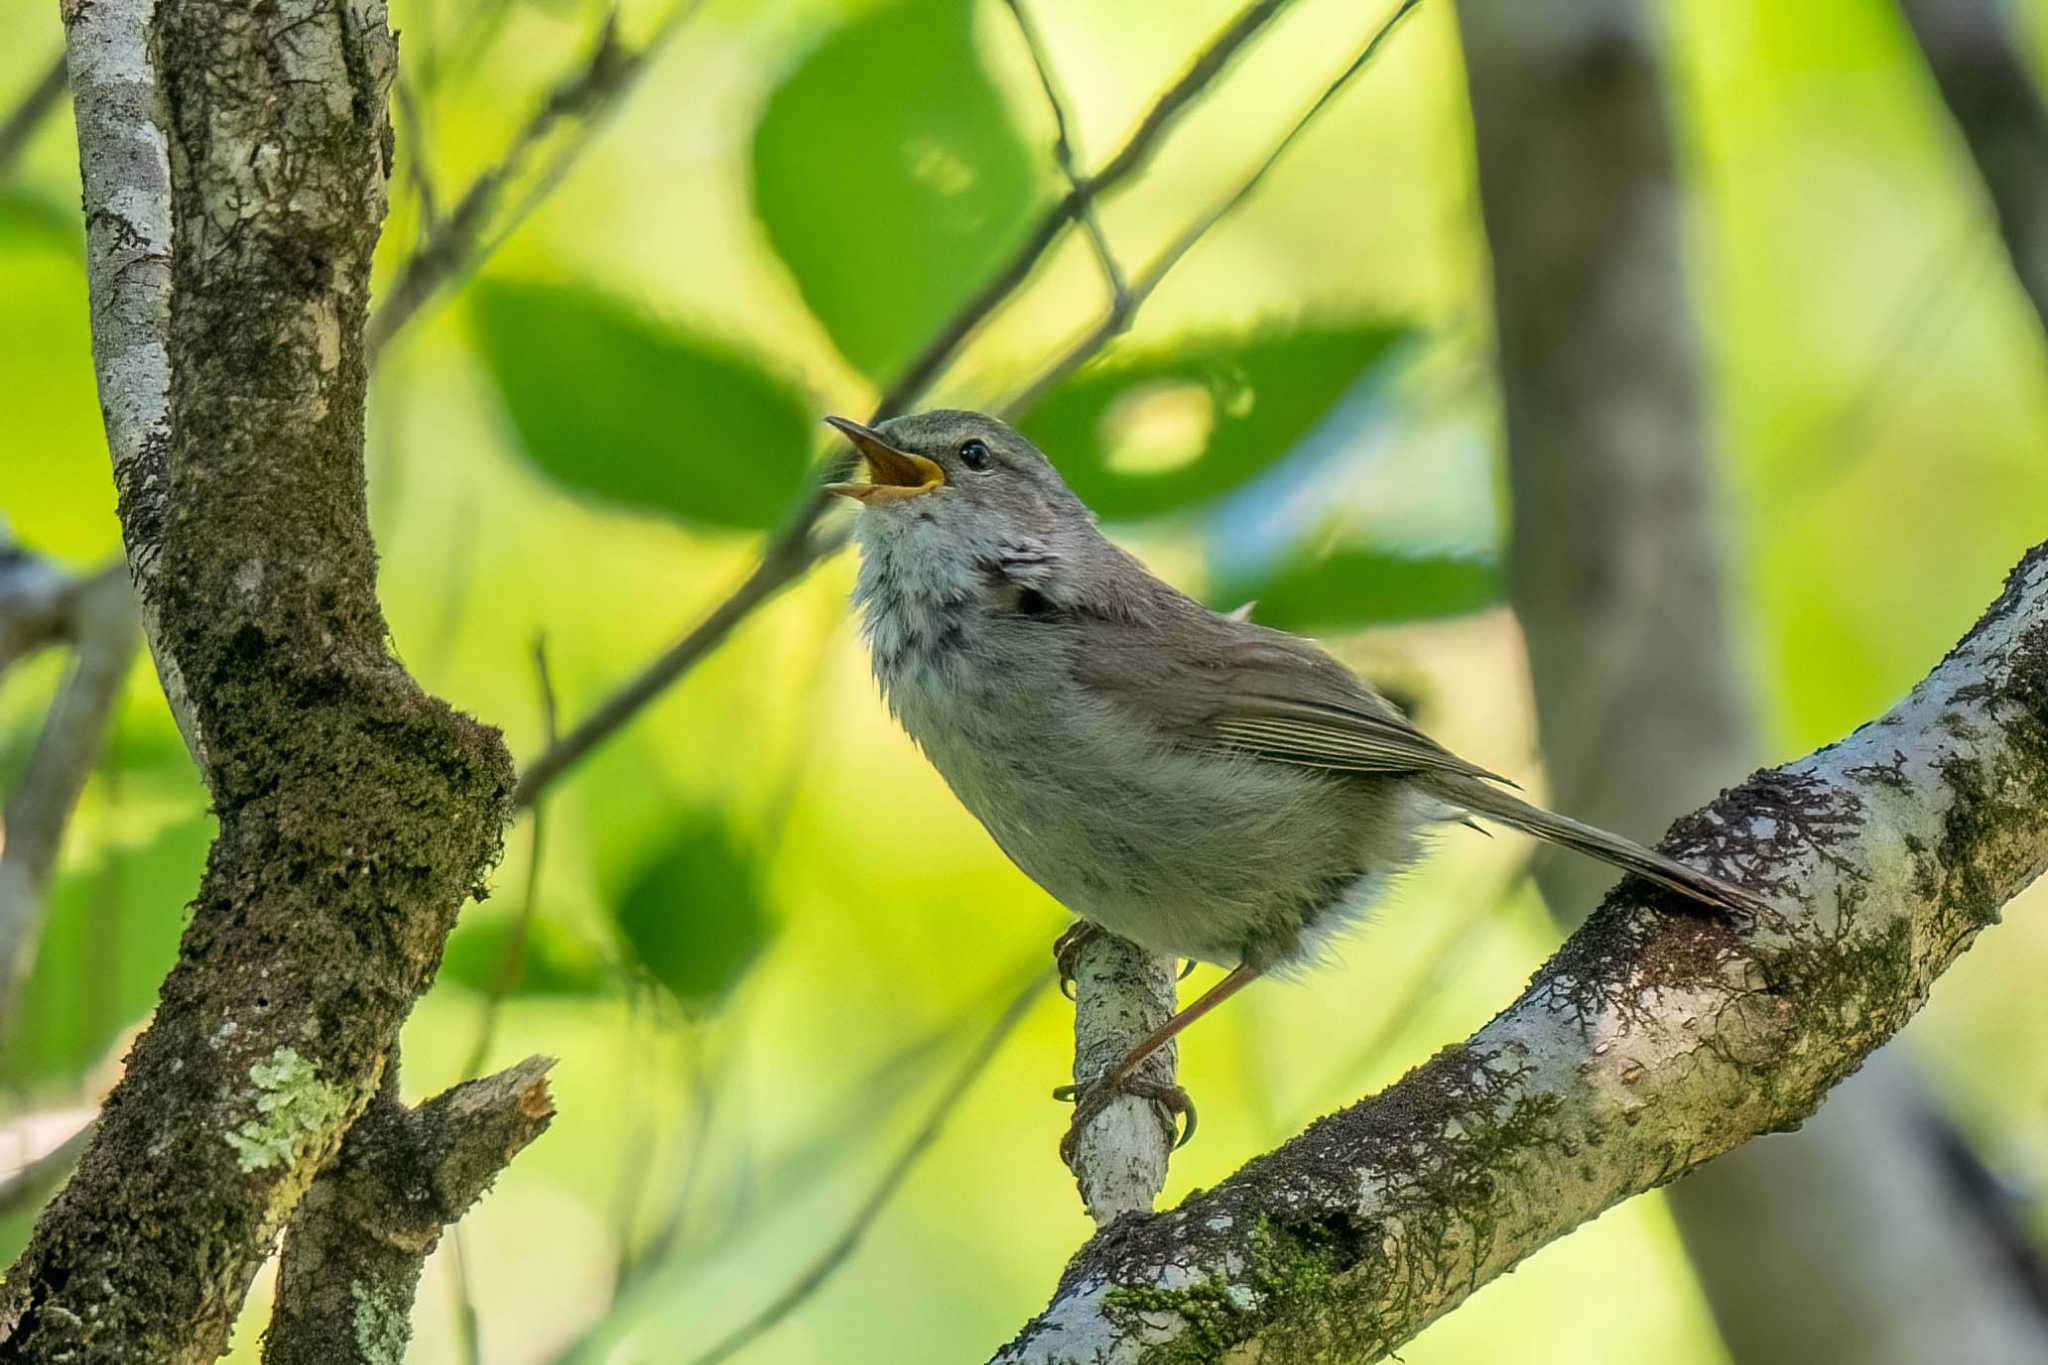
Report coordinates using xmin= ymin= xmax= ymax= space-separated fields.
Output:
xmin=1431 ymin=777 xmax=1764 ymax=915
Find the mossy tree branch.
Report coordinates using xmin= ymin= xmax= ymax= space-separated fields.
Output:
xmin=1458 ymin=3 xmax=2048 ymax=1359
xmin=261 ymin=1056 xmax=556 ymax=1365
xmin=3 ymin=0 xmax=516 ymax=1358
xmin=992 ymin=541 xmax=2048 ymax=1364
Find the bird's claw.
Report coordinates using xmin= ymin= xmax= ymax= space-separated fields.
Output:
xmin=1055 ymin=1075 xmax=1197 ymax=1167
xmin=1052 ymin=921 xmax=1104 ymax=1000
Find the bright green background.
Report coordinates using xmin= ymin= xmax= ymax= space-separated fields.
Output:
xmin=2 ymin=0 xmax=2045 ymax=1361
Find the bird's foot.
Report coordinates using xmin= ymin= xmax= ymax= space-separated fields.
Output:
xmin=1055 ymin=922 xmax=1197 ymax=998
xmin=1053 ymin=1073 xmax=1197 ymax=1167
xmin=1052 ymin=920 xmax=1103 ymax=999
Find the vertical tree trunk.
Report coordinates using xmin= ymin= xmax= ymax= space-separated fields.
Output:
xmin=1456 ymin=2 xmax=2048 ymax=1360
xmin=4 ymin=1 xmax=517 ymax=1357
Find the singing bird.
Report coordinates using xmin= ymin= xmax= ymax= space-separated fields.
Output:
xmin=825 ymin=410 xmax=1759 ymax=1158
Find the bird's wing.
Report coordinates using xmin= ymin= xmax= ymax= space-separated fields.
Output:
xmin=1068 ymin=601 xmax=1511 ymax=786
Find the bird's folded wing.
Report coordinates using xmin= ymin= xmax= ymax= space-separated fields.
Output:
xmin=1070 ymin=608 xmax=1510 ymax=786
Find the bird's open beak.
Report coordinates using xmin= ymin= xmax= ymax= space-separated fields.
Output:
xmin=821 ymin=415 xmax=945 ymax=504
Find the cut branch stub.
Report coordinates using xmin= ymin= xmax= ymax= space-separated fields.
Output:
xmin=262 ymin=1058 xmax=557 ymax=1365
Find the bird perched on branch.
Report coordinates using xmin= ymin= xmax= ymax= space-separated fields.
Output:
xmin=825 ymin=409 xmax=1762 ymax=1165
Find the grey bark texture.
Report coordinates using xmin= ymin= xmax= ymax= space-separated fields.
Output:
xmin=4 ymin=0 xmax=517 ymax=1358
xmin=1896 ymin=0 xmax=2048 ymax=333
xmin=1066 ymin=932 xmax=1179 ymax=1223
xmin=993 ymin=537 xmax=2048 ymax=1364
xmin=1457 ymin=3 xmax=2048 ymax=1361
xmin=261 ymin=1056 xmax=555 ymax=1365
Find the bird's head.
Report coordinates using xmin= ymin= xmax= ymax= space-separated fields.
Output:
xmin=824 ymin=409 xmax=1087 ymax=562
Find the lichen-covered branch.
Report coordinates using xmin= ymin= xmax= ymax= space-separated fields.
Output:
xmin=1896 ymin=0 xmax=2048 ymax=333
xmin=0 ymin=564 xmax=137 ymax=1030
xmin=1459 ymin=3 xmax=2048 ymax=1359
xmin=1066 ymin=933 xmax=1178 ymax=1223
xmin=262 ymin=1057 xmax=555 ymax=1365
xmin=3 ymin=0 xmax=515 ymax=1357
xmin=991 ymin=541 xmax=2048 ymax=1364
xmin=59 ymin=0 xmax=193 ymax=765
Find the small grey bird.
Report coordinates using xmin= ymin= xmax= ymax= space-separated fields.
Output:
xmin=825 ymin=409 xmax=1760 ymax=1156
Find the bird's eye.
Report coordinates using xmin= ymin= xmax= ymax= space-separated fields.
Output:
xmin=958 ymin=438 xmax=992 ymax=471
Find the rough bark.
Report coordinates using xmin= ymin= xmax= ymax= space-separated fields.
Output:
xmin=992 ymin=540 xmax=2048 ymax=1364
xmin=261 ymin=1057 xmax=555 ymax=1365
xmin=1458 ymin=4 xmax=2048 ymax=1360
xmin=1897 ymin=0 xmax=2048 ymax=333
xmin=1067 ymin=933 xmax=1179 ymax=1223
xmin=3 ymin=0 xmax=515 ymax=1358
xmin=59 ymin=0 xmax=191 ymax=763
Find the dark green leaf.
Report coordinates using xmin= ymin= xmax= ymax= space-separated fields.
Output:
xmin=753 ymin=0 xmax=1041 ymax=378
xmin=1015 ymin=323 xmax=1413 ymax=520
xmin=612 ymin=817 xmax=774 ymax=1012
xmin=1214 ymin=548 xmax=1501 ymax=634
xmin=440 ymin=913 xmax=614 ymax=997
xmin=468 ymin=278 xmax=813 ymax=531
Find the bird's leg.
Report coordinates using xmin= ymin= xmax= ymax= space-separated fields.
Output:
xmin=1057 ymin=963 xmax=1261 ymax=1166
xmin=1052 ymin=919 xmax=1104 ymax=999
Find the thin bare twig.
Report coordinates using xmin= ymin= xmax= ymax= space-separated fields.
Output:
xmin=448 ymin=1225 xmax=484 ymax=1365
xmin=366 ymin=2 xmax=708 ymax=363
xmin=0 ymin=566 xmax=138 ymax=1033
xmin=511 ymin=526 xmax=831 ymax=805
xmin=682 ymin=971 xmax=1051 ymax=1365
xmin=0 ymin=541 xmax=81 ymax=678
xmin=461 ymin=633 xmax=558 ymax=1079
xmin=0 ymin=51 xmax=66 ymax=182
xmin=1007 ymin=0 xmax=1426 ymax=414
xmin=0 ymin=1118 xmax=93 ymax=1219
xmin=513 ymin=0 xmax=1307 ymax=806
xmin=1001 ymin=0 xmax=1125 ymax=302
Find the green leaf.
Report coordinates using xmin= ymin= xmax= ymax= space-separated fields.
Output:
xmin=753 ymin=0 xmax=1041 ymax=378
xmin=611 ymin=817 xmax=774 ymax=1012
xmin=1015 ymin=323 xmax=1413 ymax=520
xmin=468 ymin=278 xmax=813 ymax=531
xmin=440 ymin=914 xmax=615 ymax=997
xmin=1214 ymin=549 xmax=1502 ymax=634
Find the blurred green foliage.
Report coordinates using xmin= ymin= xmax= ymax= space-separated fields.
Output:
xmin=470 ymin=279 xmax=815 ymax=530
xmin=0 ymin=0 xmax=2045 ymax=1363
xmin=441 ymin=912 xmax=616 ymax=998
xmin=1016 ymin=323 xmax=1412 ymax=520
xmin=1216 ymin=548 xmax=1500 ymax=633
xmin=611 ymin=815 xmax=775 ymax=1012
xmin=752 ymin=0 xmax=1041 ymax=378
